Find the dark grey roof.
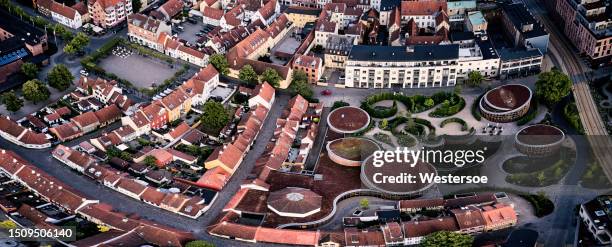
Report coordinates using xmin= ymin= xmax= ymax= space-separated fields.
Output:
xmin=0 ymin=9 xmax=46 ymax=46
xmin=497 ymin=48 xmax=542 ymax=61
xmin=450 ymin=31 xmax=475 ymax=42
xmin=348 ymin=45 xmax=459 ymax=61
xmin=284 ymin=6 xmax=322 ymax=16
xmin=502 ymin=3 xmax=548 ymax=39
xmin=478 ymin=39 xmax=499 ymax=60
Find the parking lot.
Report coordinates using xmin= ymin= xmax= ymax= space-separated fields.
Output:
xmin=99 ymin=49 xmax=178 ymax=89
xmin=174 ymin=17 xmax=214 ymax=45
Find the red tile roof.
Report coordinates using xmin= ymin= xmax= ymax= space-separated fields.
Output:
xmin=203 ymin=6 xmax=224 ymax=20
xmin=71 ymin=111 xmax=100 ymax=128
xmin=451 ymin=206 xmax=486 ymax=230
xmin=401 ymin=0 xmax=447 ymax=16
xmin=94 ymin=104 xmax=122 ymax=124
xmin=402 ymin=217 xmax=459 ymax=237
xmin=168 ymin=122 xmax=191 ymax=139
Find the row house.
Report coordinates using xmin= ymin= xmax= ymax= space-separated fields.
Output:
xmin=400 ymin=0 xmax=447 ymax=28
xmin=37 ymin=0 xmax=84 ymax=29
xmin=127 ymin=13 xmax=171 ymax=51
xmin=159 ymin=33 xmax=208 ymax=66
xmin=88 ymin=0 xmax=133 ymax=28
xmin=292 ymin=54 xmax=324 ymax=83
xmin=0 ymin=117 xmax=51 ymax=149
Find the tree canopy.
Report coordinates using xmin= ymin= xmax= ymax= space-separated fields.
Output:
xmin=260 ymin=68 xmax=281 ymax=88
xmin=1 ymin=91 xmax=24 ymax=112
xmin=421 ymin=231 xmax=473 ymax=247
xmin=47 ymin=64 xmax=74 ymax=91
xmin=22 ymin=79 xmax=50 ymax=104
xmin=21 ymin=62 xmax=38 ymax=79
xmin=200 ymin=101 xmax=230 ymax=133
xmin=535 ymin=69 xmax=572 ymax=106
xmin=209 ymin=54 xmax=229 ymax=76
xmin=64 ymin=32 xmax=90 ymax=54
xmin=238 ymin=65 xmax=258 ymax=85
xmin=132 ymin=0 xmax=142 ymax=12
xmin=288 ymin=70 xmax=314 ymax=100
xmin=466 ymin=71 xmax=484 ymax=87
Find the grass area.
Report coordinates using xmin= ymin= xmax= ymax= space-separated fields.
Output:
xmin=581 ymin=161 xmax=612 ymax=189
xmin=361 ymin=91 xmax=464 ymax=119
xmin=329 ymin=138 xmax=379 ymax=161
xmin=506 ymin=148 xmax=575 ymax=187
xmin=519 ymin=193 xmax=555 ymax=217
xmin=373 ymin=133 xmax=393 ymax=146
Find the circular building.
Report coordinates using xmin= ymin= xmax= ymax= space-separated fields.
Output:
xmin=326 ymin=137 xmax=381 ymax=167
xmin=480 ymin=84 xmax=532 ymax=122
xmin=360 ymin=155 xmax=437 ymax=198
xmin=327 ymin=106 xmax=371 ymax=134
xmin=267 ymin=187 xmax=322 ymax=218
xmin=515 ymin=124 xmax=565 ymax=157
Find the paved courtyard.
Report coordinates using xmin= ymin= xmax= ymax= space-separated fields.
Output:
xmin=99 ymin=53 xmax=178 ymax=88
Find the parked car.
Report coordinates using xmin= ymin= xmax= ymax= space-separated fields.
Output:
xmin=321 ymin=89 xmax=332 ymax=96
xmin=80 ymin=70 xmax=89 ymax=76
xmin=339 ymin=75 xmax=345 ymax=80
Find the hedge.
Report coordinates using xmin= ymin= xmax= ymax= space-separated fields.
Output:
xmin=519 ymin=193 xmax=555 ymax=217
xmin=471 ymin=92 xmax=485 ymax=121
xmin=440 ymin=117 xmax=468 ymax=131
xmin=429 ymin=96 xmax=466 ymax=117
xmin=563 ymin=102 xmax=584 ymax=134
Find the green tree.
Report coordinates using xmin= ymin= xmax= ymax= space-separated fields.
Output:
xmin=1 ymin=91 xmax=24 ymax=112
xmin=535 ymin=69 xmax=572 ymax=106
xmin=63 ymin=44 xmax=77 ymax=55
xmin=288 ymin=80 xmax=314 ymax=101
xmin=47 ymin=64 xmax=74 ymax=91
xmin=424 ymin=98 xmax=435 ymax=107
xmin=359 ymin=198 xmax=369 ymax=209
xmin=132 ymin=0 xmax=142 ymax=12
xmin=185 ymin=240 xmax=215 ymax=247
xmin=260 ymin=68 xmax=281 ymax=88
xmin=54 ymin=24 xmax=73 ymax=40
xmin=143 ymin=156 xmax=157 ymax=167
xmin=71 ymin=32 xmax=90 ymax=52
xmin=291 ymin=70 xmax=308 ymax=84
xmin=380 ymin=119 xmax=388 ymax=129
xmin=21 ymin=62 xmax=38 ymax=79
xmin=238 ymin=65 xmax=258 ymax=85
xmin=422 ymin=231 xmax=473 ymax=247
xmin=22 ymin=79 xmax=50 ymax=104
xmin=209 ymin=54 xmax=229 ymax=76
xmin=466 ymin=71 xmax=484 ymax=87
xmin=200 ymin=101 xmax=229 ymax=133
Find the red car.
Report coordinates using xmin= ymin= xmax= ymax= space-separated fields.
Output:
xmin=321 ymin=89 xmax=332 ymax=96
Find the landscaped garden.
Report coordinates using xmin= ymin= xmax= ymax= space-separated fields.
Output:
xmin=504 ymin=147 xmax=576 ymax=187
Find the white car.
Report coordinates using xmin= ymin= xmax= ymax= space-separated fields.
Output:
xmin=80 ymin=70 xmax=89 ymax=76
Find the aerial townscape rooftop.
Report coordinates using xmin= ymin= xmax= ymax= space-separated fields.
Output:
xmin=0 ymin=0 xmax=610 ymax=246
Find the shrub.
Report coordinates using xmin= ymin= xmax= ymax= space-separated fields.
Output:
xmin=519 ymin=193 xmax=555 ymax=217
xmin=471 ymin=92 xmax=485 ymax=121
xmin=563 ymin=102 xmax=584 ymax=134
xmin=373 ymin=133 xmax=393 ymax=146
xmin=440 ymin=118 xmax=468 ymax=131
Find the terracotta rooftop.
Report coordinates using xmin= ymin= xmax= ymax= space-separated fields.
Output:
xmin=267 ymin=187 xmax=322 ymax=216
xmin=400 ymin=0 xmax=447 ymax=16
xmin=451 ymin=206 xmax=486 ymax=230
xmin=327 ymin=106 xmax=370 ymax=133
xmin=402 ymin=217 xmax=459 ymax=237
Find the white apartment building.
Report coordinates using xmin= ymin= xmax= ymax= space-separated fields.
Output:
xmin=344 ymin=45 xmax=460 ymax=88
xmin=457 ymin=42 xmax=500 ymax=80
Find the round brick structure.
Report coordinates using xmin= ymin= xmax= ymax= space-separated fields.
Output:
xmin=267 ymin=187 xmax=322 ymax=218
xmin=327 ymin=106 xmax=371 ymax=134
xmin=326 ymin=137 xmax=380 ymax=167
xmin=515 ymin=124 xmax=565 ymax=157
xmin=360 ymin=155 xmax=437 ymax=197
xmin=480 ymin=84 xmax=532 ymax=123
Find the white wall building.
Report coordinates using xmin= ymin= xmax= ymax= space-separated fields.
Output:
xmin=344 ymin=45 xmax=459 ymax=88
